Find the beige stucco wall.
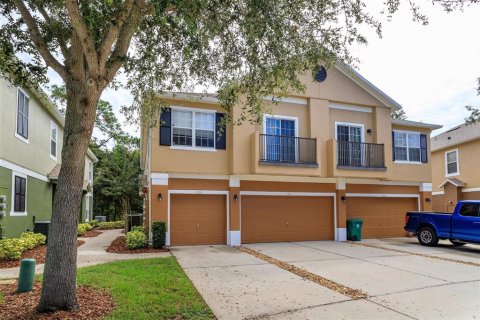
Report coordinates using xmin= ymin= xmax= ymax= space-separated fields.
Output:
xmin=145 ymin=68 xmax=434 ymax=184
xmin=0 ymin=78 xmax=63 ymax=176
xmin=389 ymin=125 xmax=433 ymax=182
xmin=432 ymin=139 xmax=480 ymax=192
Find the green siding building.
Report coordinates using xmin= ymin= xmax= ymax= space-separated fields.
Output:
xmin=0 ymin=77 xmax=97 ymax=238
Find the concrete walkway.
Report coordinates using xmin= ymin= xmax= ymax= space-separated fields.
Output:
xmin=0 ymin=229 xmax=170 ymax=279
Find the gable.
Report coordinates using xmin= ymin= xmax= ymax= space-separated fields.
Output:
xmin=298 ymin=66 xmax=395 ymax=108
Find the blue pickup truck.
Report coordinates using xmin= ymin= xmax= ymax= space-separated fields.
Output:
xmin=404 ymin=200 xmax=480 ymax=246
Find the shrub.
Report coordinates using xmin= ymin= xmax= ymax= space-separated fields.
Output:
xmin=88 ymin=220 xmax=99 ymax=228
xmin=84 ymin=223 xmax=93 ymax=231
xmin=125 ymin=231 xmax=147 ymax=249
xmin=20 ymin=231 xmax=46 ymax=250
xmin=152 ymin=222 xmax=166 ymax=249
xmin=0 ymin=238 xmax=24 ymax=260
xmin=98 ymin=221 xmax=125 ymax=230
xmin=131 ymin=225 xmax=145 ymax=233
xmin=77 ymin=224 xmax=88 ymax=236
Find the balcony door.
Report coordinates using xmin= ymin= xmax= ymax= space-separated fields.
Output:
xmin=265 ymin=117 xmax=297 ymax=162
xmin=336 ymin=123 xmax=363 ymax=166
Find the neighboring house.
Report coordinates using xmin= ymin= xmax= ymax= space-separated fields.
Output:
xmin=431 ymin=122 xmax=480 ymax=212
xmin=0 ymin=77 xmax=98 ymax=238
xmin=140 ymin=62 xmax=441 ymax=246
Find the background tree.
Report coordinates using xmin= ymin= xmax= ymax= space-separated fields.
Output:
xmin=1 ymin=0 xmax=477 ymax=313
xmin=391 ymin=107 xmax=407 ymax=120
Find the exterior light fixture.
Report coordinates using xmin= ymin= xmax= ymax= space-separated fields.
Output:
xmin=425 ymin=198 xmax=432 ymax=204
xmin=157 ymin=193 xmax=163 ymax=202
xmin=367 ymin=129 xmax=373 ymax=135
xmin=341 ymin=196 xmax=347 ymax=203
xmin=233 ymin=194 xmax=239 ymax=202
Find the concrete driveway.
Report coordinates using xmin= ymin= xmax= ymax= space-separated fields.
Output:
xmin=172 ymin=240 xmax=480 ymax=320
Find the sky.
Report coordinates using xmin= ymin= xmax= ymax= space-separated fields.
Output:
xmin=46 ymin=1 xmax=480 ymax=138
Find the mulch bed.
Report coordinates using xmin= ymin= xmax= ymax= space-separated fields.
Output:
xmin=239 ymin=246 xmax=368 ymax=300
xmin=79 ymin=230 xmax=103 ymax=238
xmin=0 ymin=282 xmax=115 ymax=320
xmin=106 ymin=236 xmax=169 ymax=254
xmin=0 ymin=240 xmax=86 ymax=269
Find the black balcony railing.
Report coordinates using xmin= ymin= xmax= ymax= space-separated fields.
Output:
xmin=337 ymin=141 xmax=385 ymax=169
xmin=259 ymin=134 xmax=317 ymax=166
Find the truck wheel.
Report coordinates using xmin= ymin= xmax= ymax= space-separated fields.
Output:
xmin=449 ymin=240 xmax=466 ymax=246
xmin=418 ymin=227 xmax=439 ymax=246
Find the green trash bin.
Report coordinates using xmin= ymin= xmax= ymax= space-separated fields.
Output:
xmin=347 ymin=219 xmax=363 ymax=241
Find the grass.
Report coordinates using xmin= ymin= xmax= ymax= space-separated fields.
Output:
xmin=77 ymin=257 xmax=214 ymax=320
xmin=0 ymin=291 xmax=3 ymax=305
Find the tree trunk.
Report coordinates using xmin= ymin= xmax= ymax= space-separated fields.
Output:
xmin=37 ymin=78 xmax=99 ymax=312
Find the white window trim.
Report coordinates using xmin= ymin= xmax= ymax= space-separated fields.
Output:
xmin=10 ymin=172 xmax=27 ymax=216
xmin=15 ymin=88 xmax=30 ymax=144
xmin=85 ymin=193 xmax=91 ymax=222
xmin=88 ymin=160 xmax=93 ymax=182
xmin=262 ymin=114 xmax=300 ymax=137
xmin=393 ymin=130 xmax=422 ymax=164
xmin=50 ymin=121 xmax=58 ymax=161
xmin=445 ymin=148 xmax=460 ymax=177
xmin=334 ymin=122 xmax=365 ymax=142
xmin=170 ymin=106 xmax=217 ymax=151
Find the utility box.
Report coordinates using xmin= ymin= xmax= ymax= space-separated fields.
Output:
xmin=33 ymin=221 xmax=50 ymax=242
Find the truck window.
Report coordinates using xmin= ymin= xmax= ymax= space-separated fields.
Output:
xmin=459 ymin=204 xmax=480 ymax=217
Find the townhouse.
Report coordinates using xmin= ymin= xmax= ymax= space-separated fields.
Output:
xmin=431 ymin=122 xmax=480 ymax=212
xmin=140 ymin=62 xmax=441 ymax=246
xmin=0 ymin=77 xmax=97 ymax=238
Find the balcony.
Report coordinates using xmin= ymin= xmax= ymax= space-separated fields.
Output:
xmin=336 ymin=141 xmax=386 ymax=170
xmin=259 ymin=134 xmax=318 ymax=167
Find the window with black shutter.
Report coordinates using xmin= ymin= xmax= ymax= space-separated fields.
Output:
xmin=16 ymin=89 xmax=29 ymax=140
xmin=392 ymin=131 xmax=427 ymax=163
xmin=14 ymin=175 xmax=26 ymax=213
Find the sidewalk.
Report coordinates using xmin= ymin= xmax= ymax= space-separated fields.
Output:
xmin=0 ymin=229 xmax=170 ymax=279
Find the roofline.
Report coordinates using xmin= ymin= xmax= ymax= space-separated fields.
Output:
xmin=439 ymin=178 xmax=465 ymax=188
xmin=87 ymin=149 xmax=98 ymax=163
xmin=431 ymin=135 xmax=480 ymax=152
xmin=392 ymin=119 xmax=443 ymax=130
xmin=334 ymin=61 xmax=402 ymax=111
xmin=158 ymin=92 xmax=220 ymax=104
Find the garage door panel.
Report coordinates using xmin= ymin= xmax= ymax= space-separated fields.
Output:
xmin=347 ymin=197 xmax=417 ymax=238
xmin=242 ymin=196 xmax=334 ymax=243
xmin=170 ymin=194 xmax=226 ymax=245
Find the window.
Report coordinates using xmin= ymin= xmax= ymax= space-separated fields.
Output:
xmin=88 ymin=161 xmax=93 ymax=182
xmin=459 ymin=204 xmax=480 ymax=217
xmin=264 ymin=116 xmax=297 ymax=162
xmin=50 ymin=122 xmax=57 ymax=159
xmin=393 ymin=131 xmax=421 ymax=162
xmin=85 ymin=193 xmax=92 ymax=222
xmin=445 ymin=150 xmax=459 ymax=176
xmin=171 ymin=109 xmax=215 ymax=149
xmin=16 ymin=89 xmax=29 ymax=142
xmin=11 ymin=173 xmax=27 ymax=215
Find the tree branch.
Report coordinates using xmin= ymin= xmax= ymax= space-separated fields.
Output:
xmin=98 ymin=0 xmax=135 ymax=74
xmin=64 ymin=0 xmax=99 ymax=74
xmin=35 ymin=5 xmax=69 ymax=58
xmin=12 ymin=0 xmax=67 ymax=79
xmin=105 ymin=2 xmax=145 ymax=85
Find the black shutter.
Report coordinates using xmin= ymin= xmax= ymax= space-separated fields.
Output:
xmin=392 ymin=131 xmax=396 ymax=161
xmin=420 ymin=134 xmax=428 ymax=163
xmin=159 ymin=108 xmax=171 ymax=146
xmin=14 ymin=176 xmax=26 ymax=212
xmin=215 ymin=113 xmax=227 ymax=150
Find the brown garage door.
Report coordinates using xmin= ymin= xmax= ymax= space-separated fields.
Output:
xmin=241 ymin=196 xmax=334 ymax=243
xmin=347 ymin=197 xmax=418 ymax=238
xmin=170 ymin=194 xmax=226 ymax=245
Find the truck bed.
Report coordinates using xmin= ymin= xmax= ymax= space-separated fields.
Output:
xmin=405 ymin=211 xmax=452 ymax=239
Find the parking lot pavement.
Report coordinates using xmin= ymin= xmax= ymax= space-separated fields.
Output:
xmin=245 ymin=240 xmax=480 ymax=319
xmin=362 ymin=237 xmax=480 ymax=264
xmin=172 ymin=245 xmax=350 ymax=320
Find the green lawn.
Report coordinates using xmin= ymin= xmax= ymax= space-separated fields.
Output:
xmin=77 ymin=257 xmax=214 ymax=319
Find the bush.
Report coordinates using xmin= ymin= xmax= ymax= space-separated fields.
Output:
xmin=98 ymin=221 xmax=125 ymax=230
xmin=125 ymin=231 xmax=147 ymax=249
xmin=77 ymin=224 xmax=88 ymax=236
xmin=152 ymin=222 xmax=166 ymax=249
xmin=84 ymin=223 xmax=93 ymax=231
xmin=131 ymin=225 xmax=145 ymax=233
xmin=0 ymin=232 xmax=46 ymax=260
xmin=20 ymin=231 xmax=46 ymax=250
xmin=88 ymin=220 xmax=99 ymax=228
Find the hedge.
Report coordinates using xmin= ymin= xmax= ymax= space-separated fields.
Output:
xmin=125 ymin=230 xmax=148 ymax=249
xmin=98 ymin=221 xmax=125 ymax=230
xmin=0 ymin=232 xmax=46 ymax=261
xmin=152 ymin=222 xmax=166 ymax=249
